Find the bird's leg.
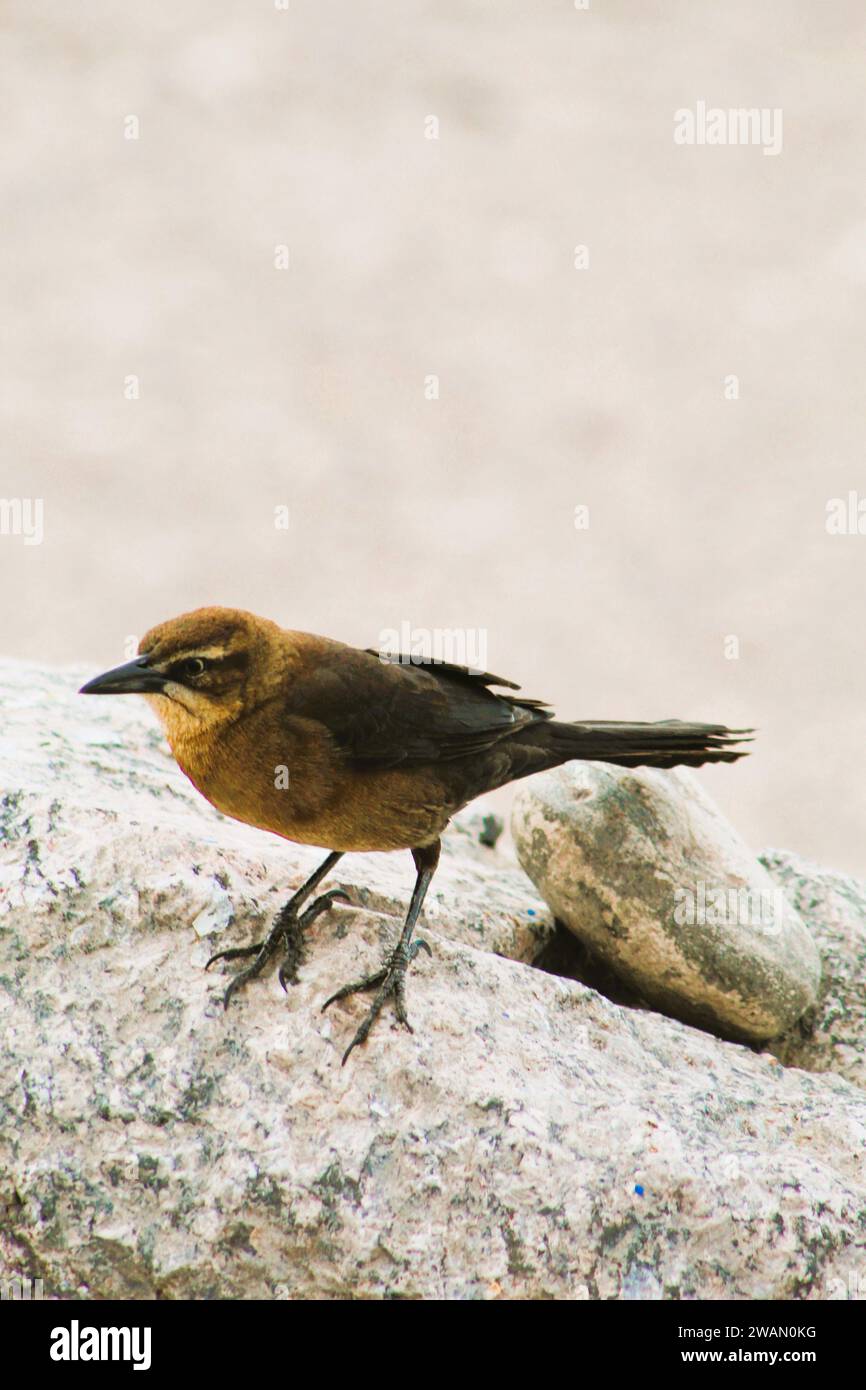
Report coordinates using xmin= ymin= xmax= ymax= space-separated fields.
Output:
xmin=206 ymin=851 xmax=346 ymax=1009
xmin=322 ymin=841 xmax=440 ymax=1065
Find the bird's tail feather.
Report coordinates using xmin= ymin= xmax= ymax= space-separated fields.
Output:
xmin=539 ymin=718 xmax=753 ymax=770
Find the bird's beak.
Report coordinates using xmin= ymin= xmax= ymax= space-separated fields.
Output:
xmin=79 ymin=657 xmax=168 ymax=696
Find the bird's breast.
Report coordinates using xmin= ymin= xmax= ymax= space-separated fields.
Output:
xmin=167 ymin=717 xmax=449 ymax=852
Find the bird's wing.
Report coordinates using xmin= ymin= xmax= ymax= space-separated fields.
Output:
xmin=283 ymin=645 xmax=552 ymax=769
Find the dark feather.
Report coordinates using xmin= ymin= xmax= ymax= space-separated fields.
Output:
xmin=280 ymin=646 xmax=551 ymax=769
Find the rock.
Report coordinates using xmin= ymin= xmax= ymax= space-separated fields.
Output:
xmin=1 ymin=660 xmax=865 ymax=1301
xmin=511 ymin=763 xmax=821 ymax=1043
xmin=762 ymin=849 xmax=866 ymax=1089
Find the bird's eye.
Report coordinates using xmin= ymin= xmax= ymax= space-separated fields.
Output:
xmin=179 ymin=657 xmax=207 ymax=680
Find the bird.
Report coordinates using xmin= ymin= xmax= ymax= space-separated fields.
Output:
xmin=80 ymin=606 xmax=752 ymax=1063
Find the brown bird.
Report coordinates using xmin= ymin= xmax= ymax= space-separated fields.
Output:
xmin=80 ymin=606 xmax=752 ymax=1062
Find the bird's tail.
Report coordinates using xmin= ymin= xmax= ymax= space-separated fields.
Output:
xmin=534 ymin=718 xmax=753 ymax=770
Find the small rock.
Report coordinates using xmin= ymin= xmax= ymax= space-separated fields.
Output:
xmin=512 ymin=763 xmax=821 ymax=1042
xmin=191 ymin=889 xmax=234 ymax=939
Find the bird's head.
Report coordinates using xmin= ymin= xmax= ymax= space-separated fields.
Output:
xmin=79 ymin=606 xmax=285 ymax=740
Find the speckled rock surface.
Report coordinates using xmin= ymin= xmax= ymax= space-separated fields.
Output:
xmin=511 ymin=763 xmax=822 ymax=1043
xmin=1 ymin=661 xmax=865 ymax=1300
xmin=762 ymin=850 xmax=866 ymax=1089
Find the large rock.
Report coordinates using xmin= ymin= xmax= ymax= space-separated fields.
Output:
xmin=1 ymin=660 xmax=865 ymax=1300
xmin=511 ymin=763 xmax=821 ymax=1043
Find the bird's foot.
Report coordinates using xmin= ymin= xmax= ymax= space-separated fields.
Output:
xmin=322 ymin=938 xmax=432 ymax=1065
xmin=205 ymin=887 xmax=351 ymax=1009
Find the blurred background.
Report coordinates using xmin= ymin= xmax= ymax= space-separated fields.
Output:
xmin=2 ymin=0 xmax=865 ymax=872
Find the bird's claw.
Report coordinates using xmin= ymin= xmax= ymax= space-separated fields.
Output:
xmin=207 ymin=887 xmax=352 ymax=1007
xmin=222 ymin=967 xmax=256 ymax=1012
xmin=322 ymin=938 xmax=432 ymax=1065
xmin=278 ymin=888 xmax=352 ymax=991
xmin=205 ymin=941 xmax=264 ymax=971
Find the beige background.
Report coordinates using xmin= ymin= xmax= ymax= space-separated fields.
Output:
xmin=2 ymin=1 xmax=865 ymax=873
